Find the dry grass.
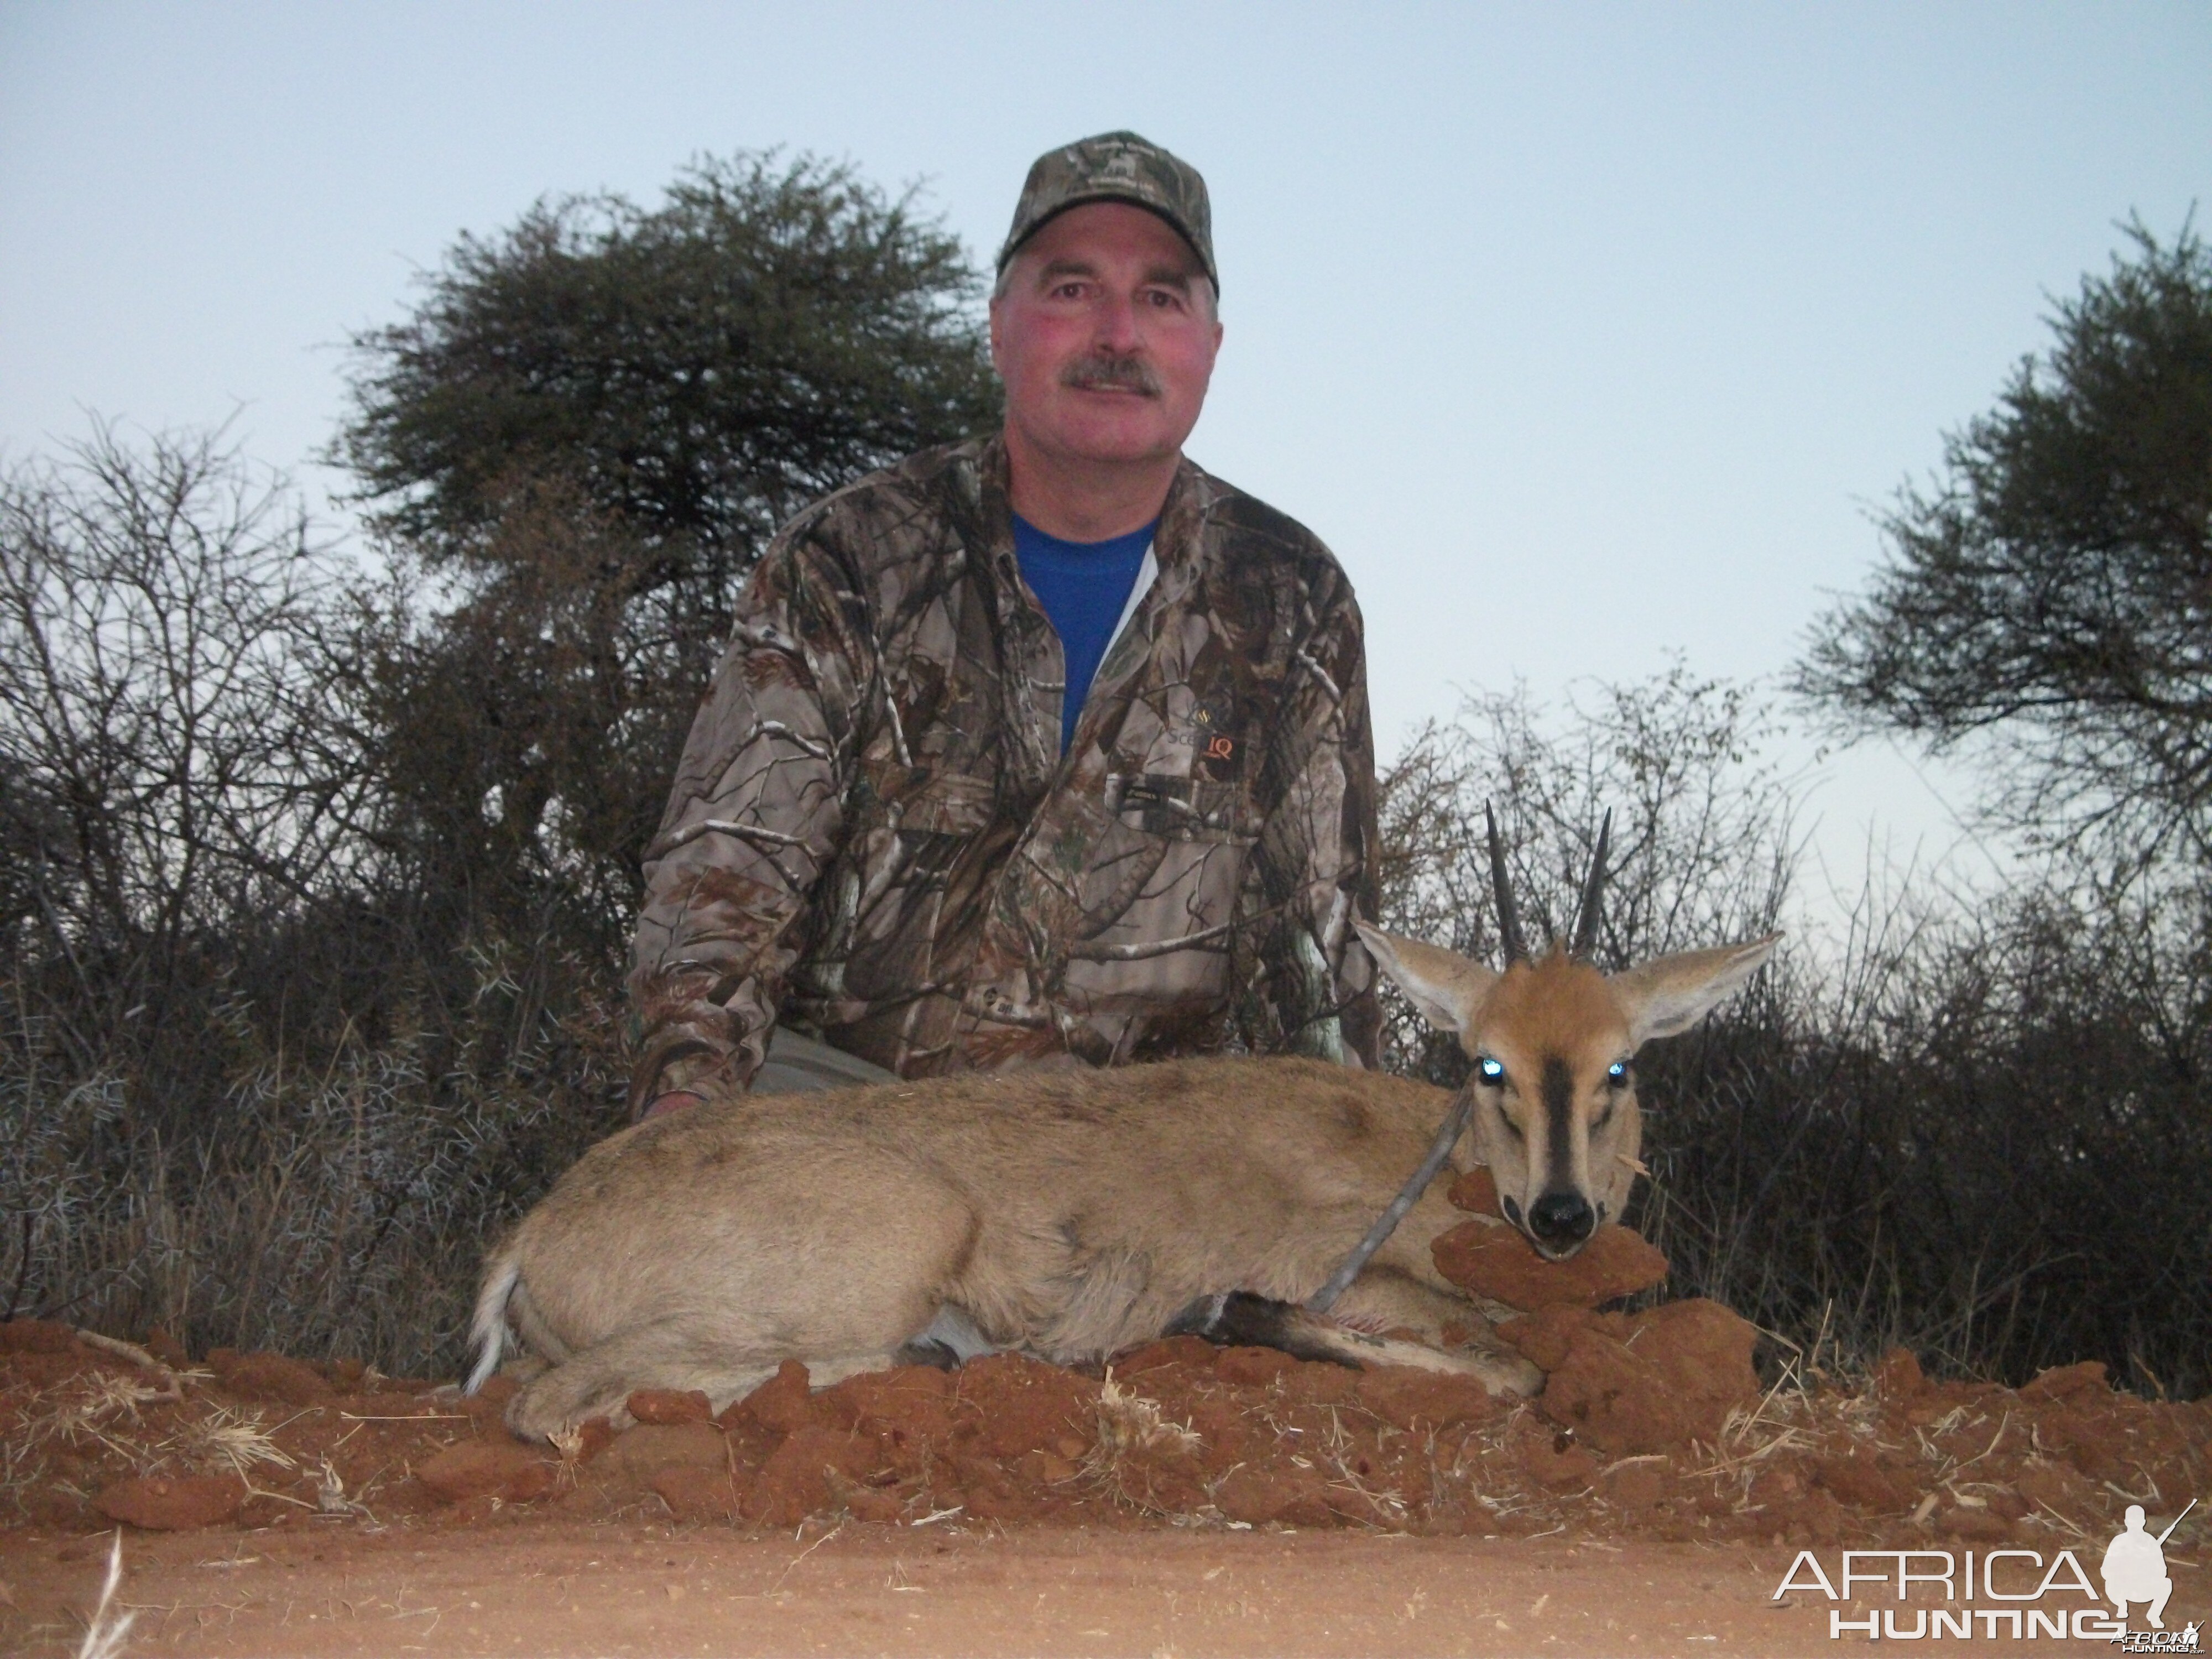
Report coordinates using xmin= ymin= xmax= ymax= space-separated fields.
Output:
xmin=168 ymin=1407 xmax=295 ymax=1480
xmin=1091 ymin=1373 xmax=1202 ymax=1460
xmin=1 ymin=953 xmax=627 ymax=1379
xmin=71 ymin=1532 xmax=133 ymax=1659
xmin=4 ymin=1371 xmax=180 ymax=1485
xmin=1084 ymin=1371 xmax=1204 ymax=1514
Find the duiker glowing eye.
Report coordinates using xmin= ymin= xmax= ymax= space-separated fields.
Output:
xmin=1606 ymin=1061 xmax=1628 ymax=1086
xmin=1477 ymin=1056 xmax=1505 ymax=1086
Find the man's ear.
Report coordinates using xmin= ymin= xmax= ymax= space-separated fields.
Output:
xmin=1355 ymin=922 xmax=1496 ymax=1038
xmin=1611 ymin=934 xmax=1781 ymax=1046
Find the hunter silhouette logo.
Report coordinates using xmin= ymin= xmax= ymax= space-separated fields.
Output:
xmin=2104 ymin=1502 xmax=2186 ymax=1629
xmin=2104 ymin=1500 xmax=2200 ymax=1652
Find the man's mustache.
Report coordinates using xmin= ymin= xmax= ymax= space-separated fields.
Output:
xmin=1062 ymin=354 xmax=1160 ymax=397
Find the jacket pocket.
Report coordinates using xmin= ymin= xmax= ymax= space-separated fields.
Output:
xmin=1102 ymin=771 xmax=1246 ymax=842
xmin=1064 ymin=774 xmax=1256 ymax=1008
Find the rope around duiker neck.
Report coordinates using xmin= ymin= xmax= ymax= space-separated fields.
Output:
xmin=1305 ymin=1092 xmax=1474 ymax=1314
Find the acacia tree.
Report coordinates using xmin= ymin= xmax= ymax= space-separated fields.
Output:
xmin=339 ymin=151 xmax=999 ymax=587
xmin=335 ymin=152 xmax=1001 ymax=940
xmin=1796 ymin=221 xmax=2212 ymax=883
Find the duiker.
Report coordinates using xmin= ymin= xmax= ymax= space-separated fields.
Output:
xmin=471 ymin=823 xmax=1776 ymax=1440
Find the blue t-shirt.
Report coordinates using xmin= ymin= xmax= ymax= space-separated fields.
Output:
xmin=1012 ymin=513 xmax=1154 ymax=755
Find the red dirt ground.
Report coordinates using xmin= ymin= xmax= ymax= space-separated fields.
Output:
xmin=4 ymin=1187 xmax=2205 ymax=1653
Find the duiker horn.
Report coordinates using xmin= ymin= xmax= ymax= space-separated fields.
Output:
xmin=1571 ymin=808 xmax=1613 ymax=959
xmin=1484 ymin=802 xmax=1529 ymax=964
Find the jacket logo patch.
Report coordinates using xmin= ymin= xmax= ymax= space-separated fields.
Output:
xmin=1196 ymin=732 xmax=1238 ymax=782
xmin=1178 ymin=696 xmax=1242 ymax=784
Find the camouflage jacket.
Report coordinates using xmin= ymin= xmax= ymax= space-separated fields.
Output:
xmin=628 ymin=435 xmax=1382 ymax=1110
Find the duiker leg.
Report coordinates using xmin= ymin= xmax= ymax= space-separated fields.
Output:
xmin=507 ymin=1320 xmax=774 ymax=1438
xmin=1327 ymin=1270 xmax=1544 ymax=1396
xmin=508 ymin=1316 xmax=949 ymax=1438
xmin=1167 ymin=1289 xmax=1543 ymax=1396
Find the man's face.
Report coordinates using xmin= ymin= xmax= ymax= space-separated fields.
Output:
xmin=989 ymin=201 xmax=1223 ymax=475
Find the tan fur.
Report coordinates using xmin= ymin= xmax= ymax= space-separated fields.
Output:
xmin=1359 ymin=924 xmax=1778 ymax=1260
xmin=478 ymin=1057 xmax=1541 ymax=1437
xmin=475 ymin=927 xmax=1776 ymax=1439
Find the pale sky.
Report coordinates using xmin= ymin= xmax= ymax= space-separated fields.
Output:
xmin=4 ymin=1 xmax=2208 ymax=926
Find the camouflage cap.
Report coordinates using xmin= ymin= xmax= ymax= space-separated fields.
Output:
xmin=997 ymin=131 xmax=1218 ymax=294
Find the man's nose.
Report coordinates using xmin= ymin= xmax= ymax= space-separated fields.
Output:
xmin=1089 ymin=289 xmax=1144 ymax=354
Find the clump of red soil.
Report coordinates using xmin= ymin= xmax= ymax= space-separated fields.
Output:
xmin=5 ymin=1257 xmax=2207 ymax=1554
xmin=1434 ymin=1166 xmax=1672 ymax=1311
xmin=1498 ymin=1298 xmax=1760 ymax=1453
xmin=1433 ymin=1220 xmax=1672 ymax=1312
xmin=93 ymin=1472 xmax=244 ymax=1530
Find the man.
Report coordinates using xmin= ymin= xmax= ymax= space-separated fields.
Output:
xmin=628 ymin=131 xmax=1381 ymax=1116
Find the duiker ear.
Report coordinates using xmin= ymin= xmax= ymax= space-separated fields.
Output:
xmin=1613 ymin=933 xmax=1781 ymax=1046
xmin=1355 ymin=922 xmax=1497 ymax=1037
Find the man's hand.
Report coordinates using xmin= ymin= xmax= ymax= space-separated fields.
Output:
xmin=641 ymin=1089 xmax=709 ymax=1120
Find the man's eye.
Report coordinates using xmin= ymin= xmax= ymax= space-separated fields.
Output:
xmin=1477 ymin=1056 xmax=1505 ymax=1087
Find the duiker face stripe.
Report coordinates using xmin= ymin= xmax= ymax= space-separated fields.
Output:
xmin=1541 ymin=1055 xmax=1576 ymax=1188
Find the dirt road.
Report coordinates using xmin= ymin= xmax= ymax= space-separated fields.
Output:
xmin=8 ymin=1521 xmax=1924 ymax=1656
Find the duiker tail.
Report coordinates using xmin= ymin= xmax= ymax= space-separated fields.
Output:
xmin=465 ymin=1253 xmax=521 ymax=1396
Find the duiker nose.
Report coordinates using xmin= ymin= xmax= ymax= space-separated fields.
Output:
xmin=1528 ymin=1191 xmax=1595 ymax=1250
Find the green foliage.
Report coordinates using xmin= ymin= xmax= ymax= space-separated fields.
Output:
xmin=1776 ymin=223 xmax=2212 ymax=1387
xmin=337 ymin=150 xmax=1000 ymax=587
xmin=331 ymin=153 xmax=1001 ymax=940
xmin=1798 ymin=220 xmax=2212 ymax=879
xmin=340 ymin=483 xmax=688 ymax=951
xmin=6 ymin=150 xmax=1006 ymax=1364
